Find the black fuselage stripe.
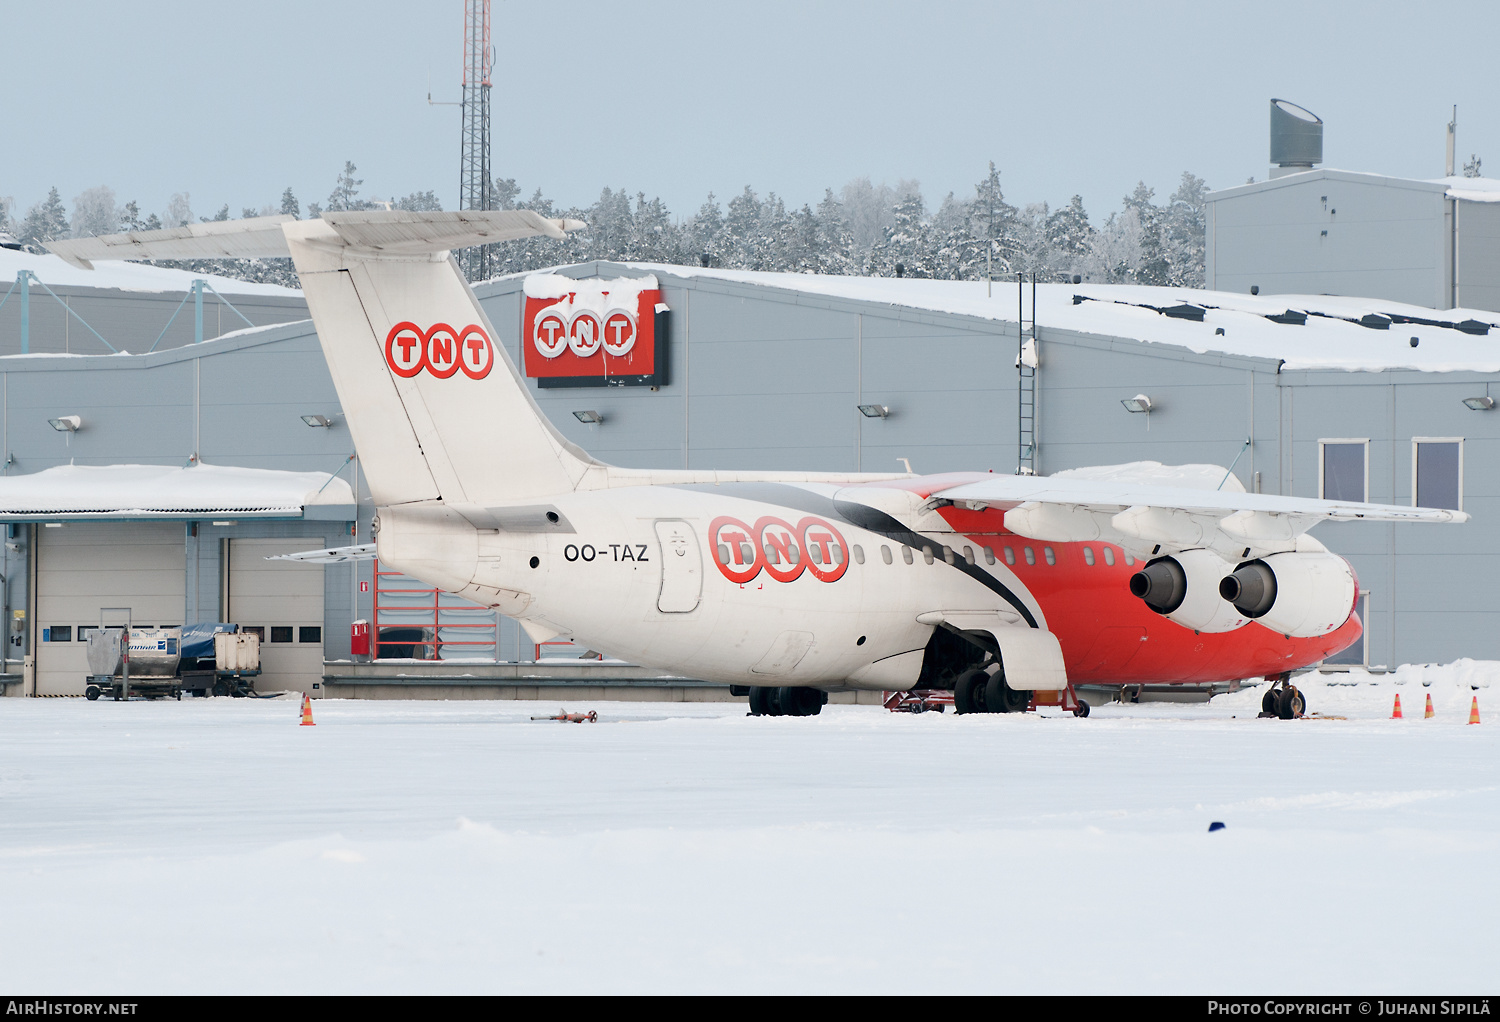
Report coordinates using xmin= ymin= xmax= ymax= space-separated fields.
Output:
xmin=668 ymin=482 xmax=1038 ymax=629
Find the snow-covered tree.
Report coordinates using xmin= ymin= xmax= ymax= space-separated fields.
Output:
xmin=280 ymin=188 xmax=301 ymax=219
xmin=327 ymin=162 xmax=367 ymax=212
xmin=1163 ymin=172 xmax=1207 ymax=287
xmin=70 ymin=186 xmax=118 ymax=238
xmin=18 ymin=187 xmax=69 ymax=250
xmin=395 ymin=190 xmax=442 ymax=212
xmin=163 ymin=193 xmax=193 ymax=228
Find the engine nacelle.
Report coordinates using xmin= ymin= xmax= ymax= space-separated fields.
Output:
xmin=1128 ymin=548 xmax=1249 ymax=633
xmin=1219 ymin=551 xmax=1356 ymax=638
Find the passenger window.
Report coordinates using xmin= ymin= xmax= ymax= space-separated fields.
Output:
xmin=881 ymin=545 xmax=893 ymax=564
xmin=852 ymin=544 xmax=865 ymax=564
xmin=1044 ymin=547 xmax=1056 ymax=566
xmin=923 ymin=546 xmax=935 ymax=565
xmin=809 ymin=544 xmax=823 ymax=564
xmin=717 ymin=544 xmax=730 ymax=564
xmin=1004 ymin=547 xmax=1015 ymax=566
xmin=963 ymin=545 xmax=975 ymax=565
xmin=902 ymin=546 xmax=914 ymax=565
xmin=942 ymin=546 xmax=955 ymax=565
xmin=1083 ymin=546 xmax=1095 ymax=566
xmin=983 ymin=546 xmax=995 ymax=565
xmin=1124 ymin=554 xmax=1135 ymax=566
xmin=1103 ymin=547 xmax=1115 ymax=566
xmin=1024 ymin=547 xmax=1036 ymax=566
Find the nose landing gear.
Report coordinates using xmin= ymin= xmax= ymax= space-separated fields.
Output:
xmin=1259 ymin=673 xmax=1306 ymax=719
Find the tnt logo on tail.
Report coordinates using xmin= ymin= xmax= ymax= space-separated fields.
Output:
xmin=385 ymin=322 xmax=495 ymax=380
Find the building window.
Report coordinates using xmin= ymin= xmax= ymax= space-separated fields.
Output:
xmin=271 ymin=626 xmax=293 ymax=643
xmin=1320 ymin=440 xmax=1368 ymax=502
xmin=299 ymin=626 xmax=322 ymax=644
xmin=1413 ymin=439 xmax=1462 ymax=511
xmin=242 ymin=626 xmax=265 ymax=642
xmin=44 ymin=626 xmax=72 ymax=642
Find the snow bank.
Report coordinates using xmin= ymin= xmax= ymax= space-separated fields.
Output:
xmin=597 ymin=262 xmax=1500 ymax=373
xmin=0 ymin=462 xmax=353 ymax=516
xmin=0 ymin=248 xmax=301 ymax=296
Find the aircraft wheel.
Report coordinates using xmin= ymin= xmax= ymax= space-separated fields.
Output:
xmin=778 ymin=686 xmax=823 ymax=717
xmin=748 ymin=686 xmax=774 ymax=716
xmin=85 ymin=685 xmax=100 ymax=701
xmin=1074 ymin=699 xmax=1090 ymax=718
xmin=1262 ymin=688 xmax=1281 ymax=715
xmin=953 ymin=668 xmax=987 ymax=714
xmin=1277 ymin=687 xmax=1299 ymax=720
xmin=1283 ymin=685 xmax=1305 ymax=718
xmin=985 ymin=672 xmax=1029 ymax=713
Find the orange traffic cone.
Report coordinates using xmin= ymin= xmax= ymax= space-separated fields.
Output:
xmin=1425 ymin=694 xmax=1435 ymax=719
xmin=1391 ymin=693 xmax=1403 ymax=719
xmin=1469 ymin=697 xmax=1481 ymax=725
xmin=300 ymin=693 xmax=315 ymax=726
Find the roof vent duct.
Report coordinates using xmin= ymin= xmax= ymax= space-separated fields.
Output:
xmin=1270 ymin=99 xmax=1323 ymax=178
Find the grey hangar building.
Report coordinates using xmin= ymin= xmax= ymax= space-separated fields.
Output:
xmin=0 ymin=244 xmax=1496 ymax=699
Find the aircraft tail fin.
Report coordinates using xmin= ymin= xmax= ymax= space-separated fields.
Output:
xmin=48 ymin=212 xmax=599 ymax=512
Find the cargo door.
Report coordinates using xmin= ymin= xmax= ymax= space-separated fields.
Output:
xmin=653 ymin=520 xmax=702 ymax=613
xmin=227 ymin=539 xmax=325 ymax=694
xmin=35 ymin=522 xmax=185 ymax=696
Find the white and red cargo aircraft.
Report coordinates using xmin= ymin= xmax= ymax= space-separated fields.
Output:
xmin=49 ymin=212 xmax=1467 ymax=717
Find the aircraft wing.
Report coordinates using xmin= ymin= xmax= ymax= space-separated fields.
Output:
xmin=921 ymin=475 xmax=1466 ymax=560
xmin=45 ymin=216 xmax=296 ymax=268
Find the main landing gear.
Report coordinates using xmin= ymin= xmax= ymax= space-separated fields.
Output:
xmin=1259 ymin=672 xmax=1306 ymax=719
xmin=953 ymin=667 xmax=1029 ymax=714
xmin=747 ymin=686 xmax=827 ymax=717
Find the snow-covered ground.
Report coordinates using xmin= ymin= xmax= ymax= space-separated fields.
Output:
xmin=1 ymin=670 xmax=1495 ymax=994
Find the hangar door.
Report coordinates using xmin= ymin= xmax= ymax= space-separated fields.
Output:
xmin=226 ymin=539 xmax=325 ymax=695
xmin=35 ymin=522 xmax=186 ymax=696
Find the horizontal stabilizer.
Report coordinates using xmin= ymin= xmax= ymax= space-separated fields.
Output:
xmin=46 ymin=216 xmax=295 ymax=268
xmin=266 ymin=543 xmax=376 ymax=563
xmin=322 ymin=210 xmax=586 ymax=252
xmin=45 ymin=211 xmax=586 ymax=269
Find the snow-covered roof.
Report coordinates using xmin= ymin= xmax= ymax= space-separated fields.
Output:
xmin=590 ymin=263 xmax=1500 ymax=374
xmin=0 ymin=248 xmax=301 ymax=296
xmin=0 ymin=463 xmax=353 ymax=519
xmin=1207 ymin=168 xmax=1500 ymax=204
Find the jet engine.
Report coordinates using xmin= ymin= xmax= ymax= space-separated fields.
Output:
xmin=1128 ymin=548 xmax=1249 ymax=633
xmin=1218 ymin=551 xmax=1356 ymax=638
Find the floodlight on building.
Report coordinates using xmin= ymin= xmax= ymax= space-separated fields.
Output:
xmin=48 ymin=415 xmax=81 ymax=432
xmin=573 ymin=410 xmax=603 ymax=424
xmin=1463 ymin=397 xmax=1494 ymax=411
xmin=858 ymin=404 xmax=890 ymax=418
xmin=1121 ymin=395 xmax=1153 ymax=413
xmin=301 ymin=414 xmax=336 ymax=427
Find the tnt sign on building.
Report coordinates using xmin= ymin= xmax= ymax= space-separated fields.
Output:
xmin=522 ymin=274 xmax=668 ymax=388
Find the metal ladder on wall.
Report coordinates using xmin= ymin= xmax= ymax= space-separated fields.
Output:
xmin=1016 ymin=272 xmax=1038 ymax=475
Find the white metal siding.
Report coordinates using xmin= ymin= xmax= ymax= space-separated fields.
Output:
xmin=227 ymin=539 xmax=325 ymax=695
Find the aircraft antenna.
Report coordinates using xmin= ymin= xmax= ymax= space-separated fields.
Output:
xmin=459 ymin=0 xmax=494 ymax=280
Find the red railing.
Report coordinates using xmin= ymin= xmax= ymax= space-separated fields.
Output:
xmin=372 ymin=559 xmax=497 ymax=660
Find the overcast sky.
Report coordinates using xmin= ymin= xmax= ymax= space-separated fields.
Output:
xmin=3 ymin=0 xmax=1496 ymax=224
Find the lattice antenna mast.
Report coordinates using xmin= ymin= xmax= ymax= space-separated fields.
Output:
xmin=459 ymin=0 xmax=493 ymax=280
